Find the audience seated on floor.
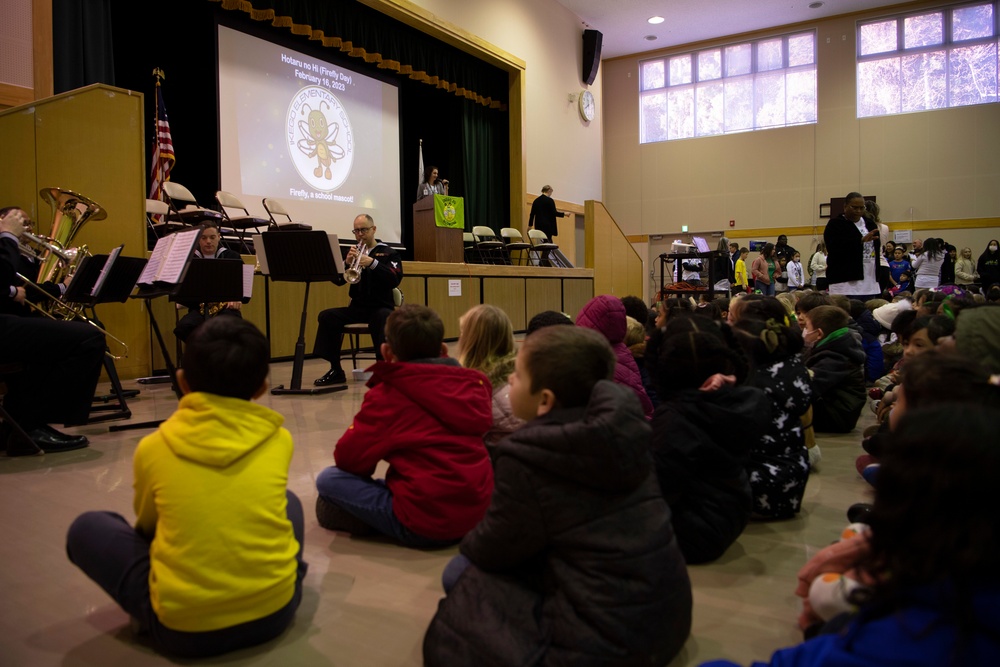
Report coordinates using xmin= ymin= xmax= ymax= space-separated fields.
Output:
xmin=424 ymin=325 xmax=692 ymax=666
xmin=315 ymin=304 xmax=494 ymax=548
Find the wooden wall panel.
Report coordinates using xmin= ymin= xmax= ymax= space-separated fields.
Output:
xmin=482 ymin=277 xmax=526 ymax=331
xmin=563 ymin=278 xmax=594 ymax=318
xmin=524 ymin=277 xmax=564 ymax=322
xmin=426 ymin=277 xmax=479 ymax=339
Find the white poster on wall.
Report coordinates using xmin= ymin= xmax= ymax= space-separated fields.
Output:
xmin=894 ymin=229 xmax=912 ymax=243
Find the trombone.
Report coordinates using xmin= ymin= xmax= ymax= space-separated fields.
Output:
xmin=14 ymin=271 xmax=130 ymax=360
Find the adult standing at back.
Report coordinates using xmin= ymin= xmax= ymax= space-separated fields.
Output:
xmin=824 ymin=192 xmax=880 ymax=300
xmin=528 ymin=185 xmax=566 ymax=239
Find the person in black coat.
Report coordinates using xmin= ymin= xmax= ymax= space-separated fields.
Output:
xmin=824 ymin=192 xmax=880 ymax=297
xmin=173 ymin=222 xmax=245 ymax=342
xmin=527 ymin=185 xmax=566 ymax=239
xmin=647 ymin=318 xmax=770 ymax=563
xmin=424 ymin=326 xmax=692 ymax=667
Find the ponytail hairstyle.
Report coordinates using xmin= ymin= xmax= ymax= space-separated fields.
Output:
xmin=651 ymin=317 xmax=748 ymax=395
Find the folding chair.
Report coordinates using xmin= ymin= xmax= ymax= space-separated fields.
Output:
xmin=342 ymin=288 xmax=404 ymax=370
xmin=262 ymin=198 xmax=313 ymax=231
xmin=473 ymin=226 xmax=507 ymax=265
xmin=501 ymin=228 xmax=533 ymax=266
xmin=528 ymin=229 xmax=560 ymax=267
xmin=216 ymin=191 xmax=270 ymax=253
xmin=145 ymin=198 xmax=184 ymax=249
xmin=161 ymin=181 xmax=224 ymax=226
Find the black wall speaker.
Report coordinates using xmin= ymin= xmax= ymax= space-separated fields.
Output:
xmin=582 ymin=29 xmax=602 ymax=85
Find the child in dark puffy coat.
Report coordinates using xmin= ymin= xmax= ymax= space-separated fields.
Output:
xmin=424 ymin=326 xmax=692 ymax=667
xmin=802 ymin=306 xmax=867 ymax=433
xmin=647 ymin=316 xmax=771 ymax=562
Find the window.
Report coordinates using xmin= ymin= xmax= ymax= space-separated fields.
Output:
xmin=639 ymin=31 xmax=817 ymax=143
xmin=857 ymin=2 xmax=998 ymax=117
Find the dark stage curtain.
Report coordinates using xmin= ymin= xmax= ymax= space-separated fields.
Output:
xmin=53 ymin=0 xmax=116 ymax=94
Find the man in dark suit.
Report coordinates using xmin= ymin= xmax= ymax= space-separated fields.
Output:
xmin=528 ymin=185 xmax=566 ymax=239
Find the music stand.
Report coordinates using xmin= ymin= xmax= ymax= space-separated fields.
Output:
xmin=63 ymin=248 xmax=149 ymax=423
xmin=256 ymin=231 xmax=346 ymax=395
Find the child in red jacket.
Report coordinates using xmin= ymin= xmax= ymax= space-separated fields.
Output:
xmin=315 ymin=304 xmax=494 ymax=548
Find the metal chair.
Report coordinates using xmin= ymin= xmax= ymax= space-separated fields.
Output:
xmin=145 ymin=198 xmax=184 ymax=249
xmin=473 ymin=225 xmax=507 ymax=265
xmin=463 ymin=232 xmax=479 ymax=263
xmin=262 ymin=198 xmax=313 ymax=231
xmin=528 ymin=229 xmax=560 ymax=267
xmin=216 ymin=191 xmax=270 ymax=253
xmin=501 ymin=228 xmax=532 ymax=266
xmin=161 ymin=181 xmax=224 ymax=226
xmin=342 ymin=288 xmax=404 ymax=370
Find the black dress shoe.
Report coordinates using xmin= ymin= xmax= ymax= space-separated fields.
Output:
xmin=846 ymin=502 xmax=874 ymax=525
xmin=3 ymin=426 xmax=44 ymax=457
xmin=314 ymin=368 xmax=347 ymax=386
xmin=26 ymin=426 xmax=89 ymax=453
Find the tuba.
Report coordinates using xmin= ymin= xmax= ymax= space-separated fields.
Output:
xmin=35 ymin=187 xmax=107 ymax=284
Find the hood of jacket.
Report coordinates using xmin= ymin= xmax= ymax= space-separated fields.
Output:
xmin=576 ymin=294 xmax=626 ymax=345
xmin=813 ymin=328 xmax=867 ymax=365
xmin=158 ymin=392 xmax=286 ymax=468
xmin=495 ymin=380 xmax=652 ymax=493
xmin=366 ymin=357 xmax=493 ymax=435
xmin=660 ymin=385 xmax=771 ymax=454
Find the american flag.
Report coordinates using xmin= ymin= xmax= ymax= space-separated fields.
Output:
xmin=148 ymin=76 xmax=175 ymax=203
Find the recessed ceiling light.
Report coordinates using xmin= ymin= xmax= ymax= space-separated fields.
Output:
xmin=809 ymin=1 xmax=824 ymax=8
xmin=648 ymin=16 xmax=665 ymax=25
xmin=644 ymin=35 xmax=658 ymax=41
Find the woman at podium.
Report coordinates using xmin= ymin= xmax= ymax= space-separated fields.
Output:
xmin=416 ymin=166 xmax=449 ymax=201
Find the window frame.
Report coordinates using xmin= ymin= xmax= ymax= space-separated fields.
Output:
xmin=856 ymin=1 xmax=998 ymax=117
xmin=638 ymin=29 xmax=818 ymax=143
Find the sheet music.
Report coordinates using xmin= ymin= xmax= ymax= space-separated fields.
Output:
xmin=327 ymin=233 xmax=344 ymax=274
xmin=138 ymin=235 xmax=173 ymax=285
xmin=156 ymin=228 xmax=201 ymax=284
xmin=91 ymin=244 xmax=123 ymax=297
xmin=243 ymin=263 xmax=254 ymax=299
xmin=252 ymin=234 xmax=269 ymax=275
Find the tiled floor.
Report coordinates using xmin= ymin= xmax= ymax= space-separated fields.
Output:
xmin=0 ymin=356 xmax=873 ymax=666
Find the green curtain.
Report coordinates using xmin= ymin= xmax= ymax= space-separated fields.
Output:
xmin=461 ymin=99 xmax=507 ymax=234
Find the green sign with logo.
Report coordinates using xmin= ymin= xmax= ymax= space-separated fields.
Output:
xmin=434 ymin=194 xmax=464 ymax=229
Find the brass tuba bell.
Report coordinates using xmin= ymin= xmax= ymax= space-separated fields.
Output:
xmin=36 ymin=187 xmax=107 ymax=284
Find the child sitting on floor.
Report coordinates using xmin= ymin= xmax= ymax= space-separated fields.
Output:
xmin=647 ymin=316 xmax=770 ymax=562
xmin=802 ymin=305 xmax=867 ymax=433
xmin=424 ymin=325 xmax=692 ymax=666
xmin=315 ymin=304 xmax=494 ymax=547
xmin=457 ymin=304 xmax=523 ymax=450
xmin=702 ymin=400 xmax=1000 ymax=667
xmin=66 ymin=318 xmax=306 ymax=658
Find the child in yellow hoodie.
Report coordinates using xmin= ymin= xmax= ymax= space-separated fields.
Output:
xmin=67 ymin=317 xmax=305 ymax=658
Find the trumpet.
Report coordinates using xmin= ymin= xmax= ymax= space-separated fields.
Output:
xmin=20 ymin=230 xmax=75 ymax=264
xmin=344 ymin=241 xmax=369 ymax=284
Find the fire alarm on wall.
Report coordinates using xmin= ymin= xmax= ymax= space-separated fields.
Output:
xmin=729 ymin=220 xmax=735 ymax=227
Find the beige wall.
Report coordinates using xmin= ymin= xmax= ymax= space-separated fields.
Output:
xmin=603 ymin=5 xmax=1000 ymax=239
xmin=408 ymin=0 xmax=604 ymax=210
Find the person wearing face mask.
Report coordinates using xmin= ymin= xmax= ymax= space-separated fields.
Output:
xmin=978 ymin=240 xmax=1000 ymax=290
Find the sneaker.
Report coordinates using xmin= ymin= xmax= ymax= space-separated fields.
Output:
xmin=847 ymin=502 xmax=874 ymax=524
xmin=861 ymin=462 xmax=880 ymax=486
xmin=314 ymin=368 xmax=347 ymax=386
xmin=315 ymin=496 xmax=378 ymax=536
xmin=808 ymin=445 xmax=822 ymax=471
xmin=855 ymin=454 xmax=877 ymax=476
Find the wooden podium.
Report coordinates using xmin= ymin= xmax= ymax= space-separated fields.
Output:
xmin=413 ymin=196 xmax=463 ymax=263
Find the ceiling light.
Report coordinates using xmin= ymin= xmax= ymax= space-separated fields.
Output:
xmin=644 ymin=35 xmax=658 ymax=41
xmin=809 ymin=2 xmax=824 ymax=8
xmin=648 ymin=16 xmax=665 ymax=24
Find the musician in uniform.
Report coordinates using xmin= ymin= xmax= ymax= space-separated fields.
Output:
xmin=0 ymin=206 xmax=105 ymax=456
xmin=313 ymin=214 xmax=403 ymax=386
xmin=173 ymin=221 xmax=244 ymax=342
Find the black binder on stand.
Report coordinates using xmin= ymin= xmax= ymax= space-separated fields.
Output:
xmin=63 ymin=246 xmax=149 ymax=423
xmin=255 ymin=231 xmax=346 ymax=395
